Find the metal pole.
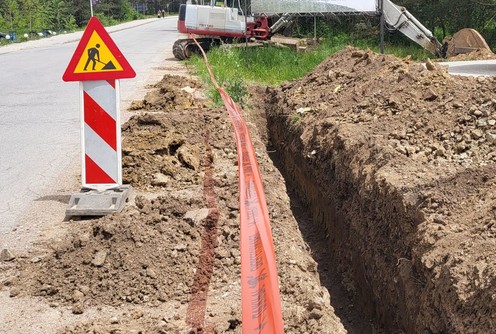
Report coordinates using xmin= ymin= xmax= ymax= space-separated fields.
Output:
xmin=314 ymin=16 xmax=317 ymax=40
xmin=380 ymin=0 xmax=384 ymax=54
xmin=90 ymin=0 xmax=94 ymax=17
xmin=245 ymin=0 xmax=248 ymax=47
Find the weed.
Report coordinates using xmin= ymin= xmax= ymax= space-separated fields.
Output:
xmin=187 ymin=37 xmax=431 ymax=102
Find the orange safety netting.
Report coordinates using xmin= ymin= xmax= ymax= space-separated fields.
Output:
xmin=192 ymin=38 xmax=284 ymax=334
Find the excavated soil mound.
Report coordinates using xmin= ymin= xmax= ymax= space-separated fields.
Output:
xmin=3 ymin=48 xmax=496 ymax=334
xmin=128 ymin=74 xmax=207 ymax=112
xmin=2 ymin=76 xmax=346 ymax=333
xmin=265 ymin=46 xmax=496 ymax=333
xmin=445 ymin=48 xmax=496 ymax=61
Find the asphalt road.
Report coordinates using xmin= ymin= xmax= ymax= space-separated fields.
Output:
xmin=0 ymin=17 xmax=180 ymax=234
xmin=441 ymin=59 xmax=496 ymax=77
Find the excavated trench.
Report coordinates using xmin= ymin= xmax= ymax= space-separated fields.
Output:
xmin=264 ymin=114 xmax=415 ymax=333
xmin=3 ymin=48 xmax=496 ymax=333
xmin=256 ymin=47 xmax=496 ymax=334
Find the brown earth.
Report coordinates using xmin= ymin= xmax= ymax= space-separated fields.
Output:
xmin=264 ymin=47 xmax=496 ymax=333
xmin=1 ymin=74 xmax=347 ymax=333
xmin=444 ymin=48 xmax=496 ymax=61
xmin=1 ymin=47 xmax=495 ymax=334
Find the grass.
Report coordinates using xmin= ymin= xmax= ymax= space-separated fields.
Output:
xmin=187 ymin=34 xmax=432 ymax=105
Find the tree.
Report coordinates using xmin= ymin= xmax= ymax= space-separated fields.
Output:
xmin=21 ymin=0 xmax=41 ymax=32
xmin=5 ymin=0 xmax=19 ymax=30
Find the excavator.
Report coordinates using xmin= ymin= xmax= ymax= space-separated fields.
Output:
xmin=172 ymin=0 xmax=492 ymax=60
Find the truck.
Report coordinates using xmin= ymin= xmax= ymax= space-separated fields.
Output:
xmin=172 ymin=0 xmax=492 ymax=60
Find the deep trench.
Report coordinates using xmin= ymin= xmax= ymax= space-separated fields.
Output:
xmin=270 ymin=157 xmax=377 ymax=334
xmin=262 ymin=113 xmax=410 ymax=334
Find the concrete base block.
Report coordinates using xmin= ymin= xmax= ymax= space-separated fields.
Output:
xmin=66 ymin=185 xmax=133 ymax=217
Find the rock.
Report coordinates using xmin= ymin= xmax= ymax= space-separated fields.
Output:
xmin=1 ymin=249 xmax=15 ymax=262
xmin=184 ymin=208 xmax=210 ymax=226
xmin=423 ymin=88 xmax=438 ymax=101
xmin=30 ymin=256 xmax=41 ymax=263
xmin=296 ymin=107 xmax=312 ymax=115
xmin=91 ymin=250 xmax=108 ymax=267
xmin=79 ymin=285 xmax=90 ymax=295
xmin=177 ymin=145 xmax=200 ymax=170
xmin=327 ymin=70 xmax=335 ymax=80
xmin=471 ymin=129 xmax=484 ymax=140
xmin=435 ymin=147 xmax=446 ymax=158
xmin=9 ymin=287 xmax=20 ymax=297
xmin=128 ymin=100 xmax=145 ymax=110
xmin=73 ymin=290 xmax=84 ymax=302
xmin=477 ymin=119 xmax=487 ymax=127
xmin=158 ymin=293 xmax=167 ymax=302
xmin=307 ymin=296 xmax=327 ymax=311
xmin=174 ymin=244 xmax=187 ymax=251
xmin=146 ymin=268 xmax=157 ymax=279
xmin=308 ymin=308 xmax=324 ymax=319
xmin=151 ymin=173 xmax=170 ymax=187
xmin=486 ymin=133 xmax=496 ymax=144
xmin=473 ymin=110 xmax=483 ymax=117
xmin=72 ymin=303 xmax=84 ymax=314
xmin=181 ymin=86 xmax=196 ymax=94
xmin=230 ymin=249 xmax=240 ymax=258
xmin=79 ymin=233 xmax=90 ymax=246
xmin=425 ymin=58 xmax=436 ymax=71
xmin=396 ymin=145 xmax=407 ymax=155
xmin=455 ymin=143 xmax=469 ymax=153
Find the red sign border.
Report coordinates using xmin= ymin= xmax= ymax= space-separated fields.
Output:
xmin=62 ymin=16 xmax=136 ymax=82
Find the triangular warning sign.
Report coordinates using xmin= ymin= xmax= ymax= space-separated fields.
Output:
xmin=63 ymin=17 xmax=136 ymax=81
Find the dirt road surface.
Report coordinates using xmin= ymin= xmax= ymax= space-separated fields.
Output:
xmin=1 ymin=46 xmax=496 ymax=334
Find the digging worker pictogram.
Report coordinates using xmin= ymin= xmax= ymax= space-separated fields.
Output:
xmin=84 ymin=43 xmax=101 ymax=71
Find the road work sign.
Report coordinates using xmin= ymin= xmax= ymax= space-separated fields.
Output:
xmin=63 ymin=16 xmax=136 ymax=81
xmin=63 ymin=16 xmax=135 ymax=216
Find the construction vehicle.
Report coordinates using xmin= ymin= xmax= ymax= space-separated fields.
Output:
xmin=173 ymin=0 xmax=492 ymax=60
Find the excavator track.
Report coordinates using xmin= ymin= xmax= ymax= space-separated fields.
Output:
xmin=173 ymin=38 xmax=221 ymax=60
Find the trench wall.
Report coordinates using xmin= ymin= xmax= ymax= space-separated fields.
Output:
xmin=266 ymin=107 xmax=449 ymax=333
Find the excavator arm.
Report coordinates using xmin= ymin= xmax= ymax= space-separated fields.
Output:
xmin=382 ymin=0 xmax=444 ymax=57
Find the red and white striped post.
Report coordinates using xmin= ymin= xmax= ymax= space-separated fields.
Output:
xmin=81 ymin=80 xmax=122 ymax=190
xmin=62 ymin=17 xmax=136 ymax=215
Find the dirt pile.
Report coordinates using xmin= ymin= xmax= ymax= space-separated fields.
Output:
xmin=128 ymin=74 xmax=207 ymax=112
xmin=2 ymin=75 xmax=347 ymax=333
xmin=3 ymin=47 xmax=495 ymax=334
xmin=445 ymin=48 xmax=496 ymax=61
xmin=265 ymin=46 xmax=496 ymax=333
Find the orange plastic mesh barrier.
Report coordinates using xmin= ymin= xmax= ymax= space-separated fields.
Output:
xmin=193 ymin=38 xmax=284 ymax=334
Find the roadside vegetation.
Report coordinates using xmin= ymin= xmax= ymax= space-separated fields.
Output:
xmin=187 ymin=0 xmax=496 ymax=105
xmin=0 ymin=0 xmax=181 ymax=44
xmin=187 ymin=33 xmax=432 ymax=105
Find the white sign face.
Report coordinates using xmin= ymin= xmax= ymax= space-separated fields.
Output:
xmin=252 ymin=0 xmax=378 ymax=15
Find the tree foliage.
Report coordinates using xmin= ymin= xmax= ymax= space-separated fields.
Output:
xmin=0 ymin=0 xmax=494 ymax=48
xmin=292 ymin=0 xmax=495 ymax=49
xmin=397 ymin=0 xmax=496 ymax=37
xmin=393 ymin=0 xmax=496 ymax=46
xmin=0 ymin=0 xmax=183 ymax=34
